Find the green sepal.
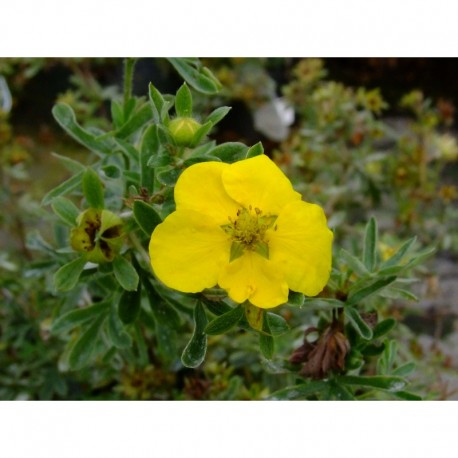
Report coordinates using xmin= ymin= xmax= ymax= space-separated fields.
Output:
xmin=254 ymin=241 xmax=269 ymax=259
xmin=245 ymin=302 xmax=264 ymax=331
xmin=175 ymin=82 xmax=193 ymax=117
xmin=246 ymin=142 xmax=264 ymax=158
xmin=229 ymin=241 xmax=244 ymax=262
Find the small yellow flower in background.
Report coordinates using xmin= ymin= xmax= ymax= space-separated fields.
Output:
xmin=149 ymin=155 xmax=333 ymax=309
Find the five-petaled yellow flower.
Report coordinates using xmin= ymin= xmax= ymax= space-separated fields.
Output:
xmin=149 ymin=155 xmax=333 ymax=309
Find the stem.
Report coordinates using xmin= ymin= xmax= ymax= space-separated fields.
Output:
xmin=123 ymin=58 xmax=137 ymax=113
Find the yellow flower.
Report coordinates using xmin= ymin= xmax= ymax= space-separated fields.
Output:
xmin=149 ymin=155 xmax=333 ymax=309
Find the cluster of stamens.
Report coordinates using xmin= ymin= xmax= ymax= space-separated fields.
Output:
xmin=221 ymin=205 xmax=277 ymax=261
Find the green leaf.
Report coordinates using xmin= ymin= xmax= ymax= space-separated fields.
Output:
xmin=175 ymin=83 xmax=193 ymax=117
xmin=363 ymin=217 xmax=378 ymax=271
xmin=68 ymin=314 xmax=106 ymax=370
xmin=189 ymin=121 xmax=213 ymax=147
xmin=340 ymin=248 xmax=370 ymax=276
xmin=269 ymin=381 xmax=328 ymax=400
xmin=52 ymin=103 xmax=112 ymax=155
xmin=140 ymin=124 xmax=160 ymax=193
xmin=246 ymin=142 xmax=264 ymax=158
xmin=156 ymin=167 xmax=181 ymax=187
xmin=302 ymin=297 xmax=346 ymax=309
xmin=259 ymin=316 xmax=274 ymax=359
xmin=380 ymin=287 xmax=419 ymax=302
xmin=115 ymin=102 xmax=153 ymax=139
xmin=203 ymin=298 xmax=232 ymax=316
xmin=204 ymin=304 xmax=244 ymax=335
xmin=372 ymin=318 xmax=396 ymax=339
xmin=42 ymin=171 xmax=84 ymax=206
xmin=168 ymin=58 xmax=221 ymax=95
xmin=345 ymin=307 xmax=373 ymax=340
xmin=155 ymin=321 xmax=177 ymax=363
xmin=142 ymin=277 xmax=181 ymax=329
xmin=393 ymin=391 xmax=422 ymax=400
xmin=265 ymin=313 xmax=290 ymax=336
xmin=148 ymin=83 xmax=165 ymax=123
xmin=82 ymin=168 xmax=104 ymax=209
xmin=54 ymin=256 xmax=87 ymax=291
xmin=117 ymin=283 xmax=142 ymax=325
xmin=51 ymin=197 xmax=80 ymax=227
xmin=336 ymin=375 xmax=406 ymax=392
xmin=132 ymin=200 xmax=162 ymax=237
xmin=393 ymin=362 xmax=416 ymax=377
xmin=329 ymin=381 xmax=355 ymax=400
xmin=181 ymin=302 xmax=208 ymax=368
xmin=147 ymin=152 xmax=172 ymax=168
xmin=286 ymin=291 xmax=305 ymax=307
xmin=209 ymin=142 xmax=248 ymax=163
xmin=347 ymin=276 xmax=397 ymax=306
xmin=111 ymin=99 xmax=124 ymax=129
xmin=380 ymin=236 xmax=417 ymax=269
xmin=51 ymin=152 xmax=86 ymax=174
xmin=51 ymin=300 xmax=110 ymax=334
xmin=113 ymin=256 xmax=139 ymax=291
xmin=205 ymin=106 xmax=231 ymax=126
xmin=102 ymin=164 xmax=121 ymax=179
xmin=106 ymin=306 xmax=132 ymax=349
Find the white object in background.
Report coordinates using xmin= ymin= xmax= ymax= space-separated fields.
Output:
xmin=0 ymin=75 xmax=12 ymax=113
xmin=253 ymin=97 xmax=295 ymax=142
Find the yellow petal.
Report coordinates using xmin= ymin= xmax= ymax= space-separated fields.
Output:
xmin=149 ymin=210 xmax=231 ymax=292
xmin=174 ymin=161 xmax=240 ymax=225
xmin=218 ymin=251 xmax=289 ymax=309
xmin=267 ymin=200 xmax=333 ymax=296
xmin=222 ymin=155 xmax=301 ymax=214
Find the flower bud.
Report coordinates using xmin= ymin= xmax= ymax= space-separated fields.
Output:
xmin=168 ymin=117 xmax=201 ymax=146
xmin=70 ymin=208 xmax=124 ymax=263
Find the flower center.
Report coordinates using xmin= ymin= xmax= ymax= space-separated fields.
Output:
xmin=221 ymin=206 xmax=277 ymax=261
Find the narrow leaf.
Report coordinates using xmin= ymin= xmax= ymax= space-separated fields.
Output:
xmin=140 ymin=124 xmax=159 ymax=193
xmin=52 ymin=103 xmax=112 ymax=155
xmin=363 ymin=217 xmax=378 ymax=271
xmin=148 ymin=83 xmax=165 ymax=123
xmin=269 ymin=381 xmax=328 ymax=400
xmin=209 ymin=142 xmax=248 ymax=163
xmin=380 ymin=236 xmax=417 ymax=269
xmin=181 ymin=302 xmax=208 ymax=368
xmin=51 ymin=300 xmax=110 ymax=334
xmin=265 ymin=313 xmax=290 ymax=336
xmin=115 ymin=103 xmax=153 ymax=139
xmin=372 ymin=318 xmax=396 ymax=339
xmin=68 ymin=314 xmax=106 ymax=370
xmin=347 ymin=276 xmax=397 ymax=306
xmin=205 ymin=106 xmax=231 ymax=126
xmin=118 ymin=283 xmax=142 ymax=325
xmin=345 ymin=307 xmax=373 ymax=340
xmin=336 ymin=375 xmax=406 ymax=392
xmin=42 ymin=171 xmax=84 ymax=206
xmin=54 ymin=256 xmax=87 ymax=291
xmin=82 ymin=168 xmax=104 ymax=209
xmin=204 ymin=304 xmax=244 ymax=335
xmin=51 ymin=197 xmax=80 ymax=227
xmin=340 ymin=248 xmax=370 ymax=276
xmin=259 ymin=317 xmax=274 ymax=359
xmin=113 ymin=256 xmax=139 ymax=291
xmin=107 ymin=306 xmax=132 ymax=349
xmin=168 ymin=58 xmax=221 ymax=95
xmin=133 ymin=201 xmax=162 ymax=236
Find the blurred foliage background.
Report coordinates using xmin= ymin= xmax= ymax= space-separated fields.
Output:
xmin=0 ymin=58 xmax=457 ymax=400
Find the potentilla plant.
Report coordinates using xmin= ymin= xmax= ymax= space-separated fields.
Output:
xmin=41 ymin=58 xmax=430 ymax=400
